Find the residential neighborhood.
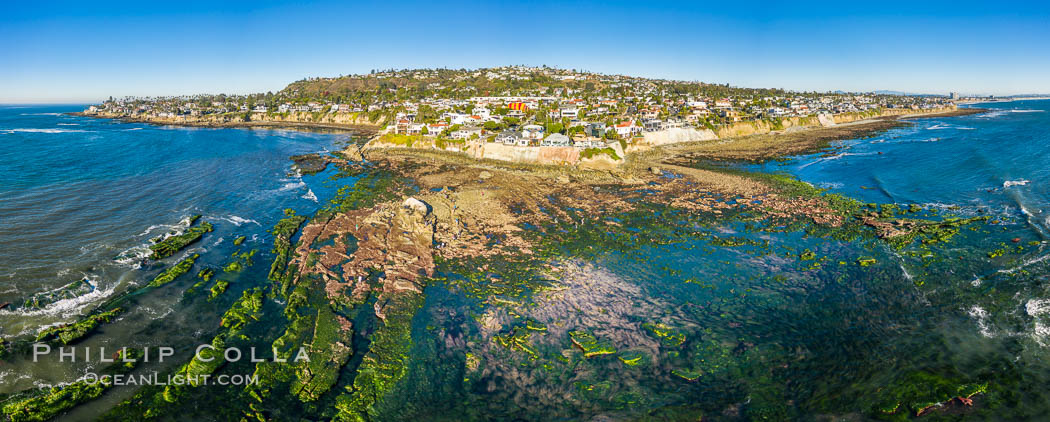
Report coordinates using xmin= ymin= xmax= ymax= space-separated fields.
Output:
xmin=86 ymin=66 xmax=957 ymax=151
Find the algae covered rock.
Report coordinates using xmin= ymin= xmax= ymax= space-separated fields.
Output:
xmin=20 ymin=278 xmax=96 ymax=310
xmin=148 ymin=219 xmax=213 ymax=260
xmin=1 ymin=377 xmax=112 ymax=422
xmin=643 ymin=322 xmax=687 ymax=347
xmin=35 ymin=307 xmax=123 ymax=345
xmin=869 ymin=370 xmax=988 ymax=417
xmin=149 ymin=254 xmax=199 ymax=287
xmin=569 ymin=330 xmax=616 ymax=358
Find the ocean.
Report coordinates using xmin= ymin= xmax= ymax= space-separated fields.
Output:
xmin=0 ymin=105 xmax=356 ymax=412
xmin=2 ymin=101 xmax=1050 ymax=419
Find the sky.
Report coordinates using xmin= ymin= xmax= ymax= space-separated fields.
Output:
xmin=2 ymin=0 xmax=1049 ymax=103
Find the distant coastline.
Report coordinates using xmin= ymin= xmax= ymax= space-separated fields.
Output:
xmin=68 ymin=111 xmax=382 ymax=134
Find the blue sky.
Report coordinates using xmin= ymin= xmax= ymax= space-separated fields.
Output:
xmin=2 ymin=0 xmax=1049 ymax=102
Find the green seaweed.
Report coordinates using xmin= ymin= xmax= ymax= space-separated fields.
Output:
xmin=35 ymin=307 xmax=123 ymax=345
xmin=569 ymin=331 xmax=616 ymax=358
xmin=1 ymin=378 xmax=112 ymax=422
xmin=149 ymin=254 xmax=199 ymax=287
xmin=148 ymin=219 xmax=213 ymax=260
xmin=208 ymin=280 xmax=229 ymax=300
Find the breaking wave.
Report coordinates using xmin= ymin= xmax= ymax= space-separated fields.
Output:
xmin=216 ymin=215 xmax=260 ymax=226
xmin=0 ymin=275 xmax=116 ymax=320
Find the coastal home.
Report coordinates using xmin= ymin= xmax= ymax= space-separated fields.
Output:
xmin=406 ymin=123 xmax=425 ymax=135
xmin=714 ymin=99 xmax=732 ymax=109
xmin=560 ymin=107 xmax=578 ymax=119
xmin=427 ymin=123 xmax=450 ymax=136
xmin=541 ymin=133 xmax=572 ymax=147
xmin=496 ymin=130 xmax=521 ymax=145
xmin=585 ymin=122 xmax=607 ymax=138
xmin=451 ymin=127 xmax=483 ymax=140
xmin=521 ymin=124 xmax=545 ymax=142
xmin=395 ymin=119 xmax=412 ymax=134
xmin=278 ymin=104 xmax=292 ymax=113
xmin=252 ymin=105 xmax=268 ymax=113
xmin=613 ymin=120 xmax=641 ymax=137
xmin=643 ymin=119 xmax=663 ymax=132
xmin=574 ymin=138 xmax=606 ymax=149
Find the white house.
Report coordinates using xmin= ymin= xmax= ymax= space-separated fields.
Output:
xmin=522 ymin=124 xmax=545 ymax=142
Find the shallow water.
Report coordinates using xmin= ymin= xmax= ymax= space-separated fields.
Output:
xmin=0 ymin=105 xmax=354 ymax=393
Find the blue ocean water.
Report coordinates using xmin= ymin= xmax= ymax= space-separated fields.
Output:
xmin=755 ymin=100 xmax=1050 ymax=240
xmin=0 ymin=105 xmax=354 ymax=382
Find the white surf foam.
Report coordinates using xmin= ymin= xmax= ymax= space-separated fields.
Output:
xmin=302 ymin=188 xmax=318 ymax=202
xmin=1003 ymin=179 xmax=1030 ymax=188
xmin=0 ymin=275 xmax=116 ymax=320
xmin=217 ymin=215 xmax=260 ymax=226
xmin=1 ymin=128 xmax=92 ymax=134
xmin=968 ymin=305 xmax=996 ymax=338
xmin=280 ymin=181 xmax=306 ymax=191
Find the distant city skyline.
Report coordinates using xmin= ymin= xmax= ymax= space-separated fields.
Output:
xmin=2 ymin=0 xmax=1049 ymax=103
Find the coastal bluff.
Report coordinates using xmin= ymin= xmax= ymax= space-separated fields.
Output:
xmin=364 ymin=106 xmax=961 ymax=167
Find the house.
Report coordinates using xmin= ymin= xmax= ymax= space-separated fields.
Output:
xmin=252 ymin=105 xmax=268 ymax=113
xmin=718 ymin=109 xmax=741 ymax=122
xmin=559 ymin=107 xmax=578 ymax=119
xmin=613 ymin=120 xmax=640 ymax=137
xmin=585 ymin=122 xmax=607 ymax=138
xmin=521 ymin=124 xmax=545 ymax=142
xmin=574 ymin=138 xmax=606 ymax=149
xmin=451 ymin=127 xmax=483 ymax=140
xmin=406 ymin=123 xmax=425 ymax=135
xmin=643 ymin=119 xmax=664 ymax=132
xmin=427 ymin=123 xmax=449 ymax=136
xmin=395 ymin=119 xmax=412 ymax=134
xmin=541 ymin=133 xmax=572 ymax=147
xmin=278 ymin=104 xmax=292 ymax=113
xmin=714 ymin=99 xmax=732 ymax=109
xmin=496 ymin=130 xmax=521 ymax=145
